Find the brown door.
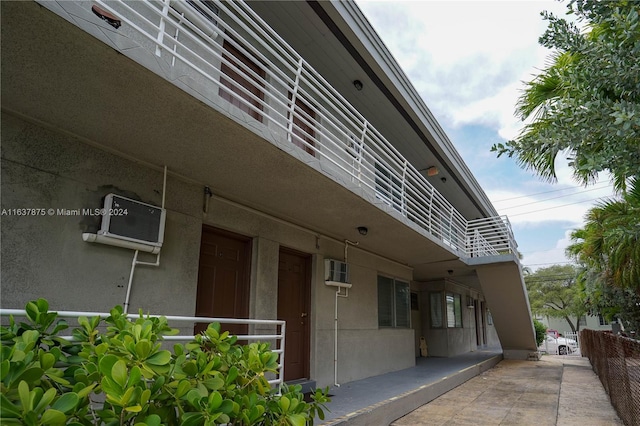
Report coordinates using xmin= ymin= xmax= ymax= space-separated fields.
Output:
xmin=278 ymin=248 xmax=311 ymax=381
xmin=195 ymin=226 xmax=251 ymax=337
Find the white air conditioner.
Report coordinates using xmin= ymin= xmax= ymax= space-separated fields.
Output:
xmin=83 ymin=194 xmax=166 ymax=253
xmin=325 ymin=259 xmax=350 ymax=284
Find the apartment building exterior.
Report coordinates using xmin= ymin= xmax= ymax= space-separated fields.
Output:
xmin=1 ymin=0 xmax=537 ymax=388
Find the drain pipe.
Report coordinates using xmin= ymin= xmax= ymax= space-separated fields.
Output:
xmin=326 ymin=240 xmax=358 ymax=387
xmin=123 ymin=166 xmax=167 ymax=313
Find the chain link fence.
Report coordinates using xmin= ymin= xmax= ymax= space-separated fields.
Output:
xmin=580 ymin=330 xmax=640 ymax=426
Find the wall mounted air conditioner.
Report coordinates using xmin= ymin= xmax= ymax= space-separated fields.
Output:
xmin=83 ymin=194 xmax=166 ymax=253
xmin=325 ymin=259 xmax=350 ymax=286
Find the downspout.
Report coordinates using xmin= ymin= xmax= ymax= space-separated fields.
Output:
xmin=123 ymin=166 xmax=167 ymax=313
xmin=330 ymin=240 xmax=358 ymax=387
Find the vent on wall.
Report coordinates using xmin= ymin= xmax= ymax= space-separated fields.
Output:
xmin=325 ymin=259 xmax=350 ymax=284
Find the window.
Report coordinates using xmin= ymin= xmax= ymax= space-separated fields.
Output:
xmin=430 ymin=292 xmax=443 ymax=328
xmin=446 ymin=292 xmax=462 ymax=328
xmin=377 ymin=276 xmax=410 ymax=328
xmin=288 ymin=93 xmax=316 ymax=156
xmin=219 ymin=39 xmax=265 ymax=122
xmin=598 ymin=314 xmax=609 ymax=326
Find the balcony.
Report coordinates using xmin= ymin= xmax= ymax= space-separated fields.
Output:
xmin=16 ymin=0 xmax=516 ymax=262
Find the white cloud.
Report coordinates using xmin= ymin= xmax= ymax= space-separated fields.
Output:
xmin=356 ymin=0 xmax=614 ymax=267
xmin=521 ymin=229 xmax=575 ymax=271
xmin=357 ymin=0 xmax=569 ymax=140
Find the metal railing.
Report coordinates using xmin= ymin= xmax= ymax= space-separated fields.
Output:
xmin=0 ymin=308 xmax=286 ymax=388
xmin=58 ymin=0 xmax=516 ymax=259
xmin=581 ymin=330 xmax=640 ymax=426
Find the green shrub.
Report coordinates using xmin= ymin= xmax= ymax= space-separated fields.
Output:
xmin=533 ymin=319 xmax=547 ymax=347
xmin=0 ymin=298 xmax=329 ymax=425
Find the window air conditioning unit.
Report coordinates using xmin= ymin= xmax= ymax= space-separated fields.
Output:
xmin=82 ymin=194 xmax=166 ymax=254
xmin=325 ymin=259 xmax=351 ymax=288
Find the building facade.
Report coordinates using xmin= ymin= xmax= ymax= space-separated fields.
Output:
xmin=1 ymin=0 xmax=536 ymax=388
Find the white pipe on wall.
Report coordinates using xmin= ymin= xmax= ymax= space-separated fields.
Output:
xmin=123 ymin=165 xmax=167 ymax=313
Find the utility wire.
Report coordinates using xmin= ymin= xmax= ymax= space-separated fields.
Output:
xmin=499 ymin=186 xmax=615 ymax=211
xmin=493 ymin=181 xmax=611 ymax=203
xmin=508 ymin=196 xmax=611 ymax=217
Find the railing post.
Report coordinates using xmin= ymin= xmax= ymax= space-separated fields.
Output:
xmin=286 ymin=58 xmax=304 ymax=143
xmin=155 ymin=0 xmax=171 ymax=57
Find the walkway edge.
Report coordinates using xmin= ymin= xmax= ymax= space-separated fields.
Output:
xmin=322 ymin=354 xmax=504 ymax=425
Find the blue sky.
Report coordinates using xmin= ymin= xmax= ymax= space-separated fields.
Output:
xmin=355 ymin=0 xmax=618 ymax=270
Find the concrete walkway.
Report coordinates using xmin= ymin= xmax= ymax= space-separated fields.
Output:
xmin=392 ymin=356 xmax=622 ymax=426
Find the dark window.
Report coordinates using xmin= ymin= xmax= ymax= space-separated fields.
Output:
xmin=446 ymin=292 xmax=462 ymax=328
xmin=288 ymin=93 xmax=316 ymax=156
xmin=378 ymin=276 xmax=410 ymax=328
xmin=219 ymin=40 xmax=265 ymax=122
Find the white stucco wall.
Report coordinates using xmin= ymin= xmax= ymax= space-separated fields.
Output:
xmin=1 ymin=112 xmax=417 ymax=388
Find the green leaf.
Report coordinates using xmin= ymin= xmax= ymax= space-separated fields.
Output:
xmin=287 ymin=413 xmax=306 ymax=426
xmin=142 ymin=414 xmax=161 ymax=426
xmin=98 ymin=354 xmax=118 ymax=376
xmin=0 ymin=393 xmax=22 ymax=418
xmin=202 ymin=377 xmax=224 ymax=391
xmin=40 ymin=408 xmax=66 ymax=425
xmin=51 ymin=393 xmax=79 ymax=414
xmin=40 ymin=352 xmax=56 ymax=371
xmin=176 ymin=380 xmax=191 ymax=398
xmin=145 ymin=350 xmax=171 ymax=366
xmin=18 ymin=380 xmax=31 ymax=411
xmin=280 ymin=396 xmax=290 ymax=412
xmin=207 ymin=391 xmax=222 ymax=410
xmin=16 ymin=367 xmax=44 ymax=383
xmin=33 ymin=388 xmax=56 ymax=414
xmin=111 ymin=360 xmax=128 ymax=388
xmin=181 ymin=412 xmax=204 ymax=426
xmin=135 ymin=341 xmax=151 ymax=360
xmin=125 ymin=404 xmax=142 ymax=413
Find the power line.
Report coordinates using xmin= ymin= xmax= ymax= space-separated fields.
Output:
xmin=499 ymin=186 xmax=615 ymax=211
xmin=508 ymin=195 xmax=611 ymax=217
xmin=493 ymin=181 xmax=611 ymax=203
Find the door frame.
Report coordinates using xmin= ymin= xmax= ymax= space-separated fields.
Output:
xmin=278 ymin=246 xmax=312 ymax=381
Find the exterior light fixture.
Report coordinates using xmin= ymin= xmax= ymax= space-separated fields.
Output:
xmin=353 ymin=80 xmax=363 ymax=91
xmin=357 ymin=226 xmax=368 ymax=235
xmin=92 ymin=5 xmax=122 ymax=29
xmin=426 ymin=166 xmax=439 ymax=177
xmin=441 ymin=177 xmax=447 ymax=183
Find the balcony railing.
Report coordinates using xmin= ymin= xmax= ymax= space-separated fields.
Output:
xmin=65 ymin=0 xmax=516 ymax=259
xmin=0 ymin=308 xmax=286 ymax=388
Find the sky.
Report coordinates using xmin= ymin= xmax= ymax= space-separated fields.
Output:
xmin=355 ymin=0 xmax=618 ymax=271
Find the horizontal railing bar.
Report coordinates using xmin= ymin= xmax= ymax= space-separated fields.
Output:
xmin=78 ymin=0 xmax=519 ymax=259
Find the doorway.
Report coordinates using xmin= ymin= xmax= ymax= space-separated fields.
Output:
xmin=195 ymin=226 xmax=251 ymax=337
xmin=277 ymin=248 xmax=311 ymax=381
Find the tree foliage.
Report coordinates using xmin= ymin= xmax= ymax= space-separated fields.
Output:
xmin=566 ymin=178 xmax=640 ymax=294
xmin=525 ymin=264 xmax=588 ymax=333
xmin=492 ymin=0 xmax=640 ymax=191
xmin=0 ymin=299 xmax=330 ymax=426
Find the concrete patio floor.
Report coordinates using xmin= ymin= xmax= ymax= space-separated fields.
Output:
xmin=319 ymin=352 xmax=622 ymax=425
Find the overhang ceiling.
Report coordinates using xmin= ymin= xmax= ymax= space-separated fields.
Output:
xmin=1 ymin=1 xmax=481 ymax=285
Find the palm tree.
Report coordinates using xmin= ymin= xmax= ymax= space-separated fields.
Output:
xmin=566 ymin=178 xmax=640 ymax=294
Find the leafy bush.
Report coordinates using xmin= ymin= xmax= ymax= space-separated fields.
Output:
xmin=0 ymin=299 xmax=329 ymax=425
xmin=533 ymin=319 xmax=547 ymax=347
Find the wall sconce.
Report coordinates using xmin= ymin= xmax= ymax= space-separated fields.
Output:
xmin=357 ymin=226 xmax=368 ymax=236
xmin=447 ymin=269 xmax=453 ymax=276
xmin=353 ymin=80 xmax=364 ymax=91
xmin=426 ymin=166 xmax=439 ymax=177
xmin=441 ymin=177 xmax=447 ymax=183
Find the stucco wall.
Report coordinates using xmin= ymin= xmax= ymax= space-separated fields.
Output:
xmin=1 ymin=113 xmax=201 ymax=334
xmin=1 ymin=112 xmax=417 ymax=388
xmin=418 ymin=279 xmax=500 ymax=357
